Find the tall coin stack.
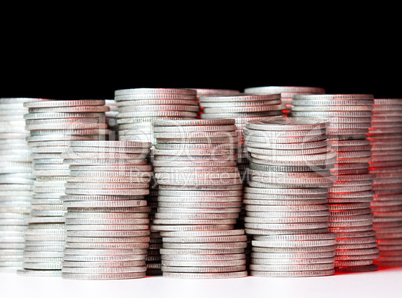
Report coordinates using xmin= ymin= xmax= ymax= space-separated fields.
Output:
xmin=243 ymin=117 xmax=337 ymax=277
xmin=199 ymin=94 xmax=284 ymax=266
xmin=151 ymin=119 xmax=248 ymax=278
xmin=369 ymin=98 xmax=402 ymax=267
xmin=115 ymin=88 xmax=199 ymax=275
xmin=18 ymin=100 xmax=110 ymax=277
xmin=60 ymin=140 xmax=152 ymax=280
xmin=199 ymin=94 xmax=283 ymax=213
xmin=0 ymin=98 xmax=43 ymax=272
xmin=244 ymin=86 xmax=326 ymax=115
xmin=291 ymin=94 xmax=379 ymax=273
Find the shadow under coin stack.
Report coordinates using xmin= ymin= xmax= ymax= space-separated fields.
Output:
xmin=0 ymin=98 xmax=44 ymax=272
xmin=369 ymin=98 xmax=402 ymax=267
xmin=244 ymin=86 xmax=326 ymax=115
xmin=151 ymin=119 xmax=248 ymax=279
xmin=18 ymin=100 xmax=110 ymax=278
xmin=60 ymin=140 xmax=152 ymax=280
xmin=291 ymin=94 xmax=379 ymax=273
xmin=243 ymin=117 xmax=337 ymax=277
xmin=115 ymin=88 xmax=199 ymax=275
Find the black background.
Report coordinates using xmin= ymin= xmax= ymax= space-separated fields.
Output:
xmin=1 ymin=44 xmax=401 ymax=100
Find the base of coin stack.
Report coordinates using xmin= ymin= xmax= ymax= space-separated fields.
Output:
xmin=291 ymin=94 xmax=379 ymax=273
xmin=0 ymin=98 xmax=45 ymax=272
xmin=17 ymin=99 xmax=111 ymax=277
xmin=59 ymin=140 xmax=152 ymax=280
xmin=243 ymin=117 xmax=337 ymax=277
xmin=369 ymin=98 xmax=402 ymax=267
xmin=159 ymin=230 xmax=248 ymax=279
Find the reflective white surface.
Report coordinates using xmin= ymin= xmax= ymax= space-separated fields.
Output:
xmin=1 ymin=267 xmax=401 ymax=298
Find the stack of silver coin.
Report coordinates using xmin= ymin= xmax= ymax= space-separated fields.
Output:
xmin=369 ymin=98 xmax=402 ymax=267
xmin=115 ymin=88 xmax=199 ymax=144
xmin=199 ymin=94 xmax=284 ymax=225
xmin=291 ymin=94 xmax=379 ymax=273
xmin=190 ymin=88 xmax=240 ymax=117
xmin=60 ymin=140 xmax=152 ymax=280
xmin=115 ymin=88 xmax=199 ymax=275
xmin=151 ymin=119 xmax=248 ymax=278
xmin=243 ymin=117 xmax=337 ymax=277
xmin=244 ymin=86 xmax=326 ymax=115
xmin=18 ymin=100 xmax=110 ymax=278
xmin=105 ymin=99 xmax=118 ymax=140
xmin=0 ymin=98 xmax=44 ymax=272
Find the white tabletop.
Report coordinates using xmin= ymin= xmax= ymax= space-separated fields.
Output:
xmin=1 ymin=267 xmax=401 ymax=298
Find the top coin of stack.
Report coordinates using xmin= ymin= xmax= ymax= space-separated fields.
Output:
xmin=0 ymin=98 xmax=46 ymax=272
xmin=290 ymin=94 xmax=379 ymax=273
xmin=244 ymin=86 xmax=326 ymax=114
xmin=18 ymin=99 xmax=111 ymax=277
xmin=369 ymin=98 xmax=402 ymax=267
xmin=115 ymin=88 xmax=199 ymax=145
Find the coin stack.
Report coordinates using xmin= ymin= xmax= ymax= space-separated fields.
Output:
xmin=105 ymin=99 xmax=118 ymax=140
xmin=115 ymin=88 xmax=199 ymax=275
xmin=151 ymin=119 xmax=248 ymax=278
xmin=190 ymin=88 xmax=240 ymax=117
xmin=0 ymin=98 xmax=44 ymax=272
xmin=115 ymin=88 xmax=199 ymax=144
xmin=291 ymin=94 xmax=379 ymax=273
xmin=244 ymin=86 xmax=326 ymax=114
xmin=243 ymin=117 xmax=337 ymax=277
xmin=369 ymin=98 xmax=402 ymax=267
xmin=18 ymin=100 xmax=110 ymax=277
xmin=199 ymin=94 xmax=283 ymax=217
xmin=60 ymin=140 xmax=152 ymax=280
xmin=199 ymin=94 xmax=284 ymax=265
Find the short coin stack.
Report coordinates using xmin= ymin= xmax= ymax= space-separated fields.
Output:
xmin=291 ymin=94 xmax=379 ymax=273
xmin=190 ymin=88 xmax=240 ymax=117
xmin=369 ymin=98 xmax=402 ymax=267
xmin=244 ymin=86 xmax=326 ymax=114
xmin=151 ymin=119 xmax=248 ymax=278
xmin=115 ymin=88 xmax=199 ymax=145
xmin=60 ymin=140 xmax=152 ymax=280
xmin=0 ymin=98 xmax=43 ymax=272
xmin=18 ymin=100 xmax=110 ymax=277
xmin=243 ymin=117 xmax=337 ymax=277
